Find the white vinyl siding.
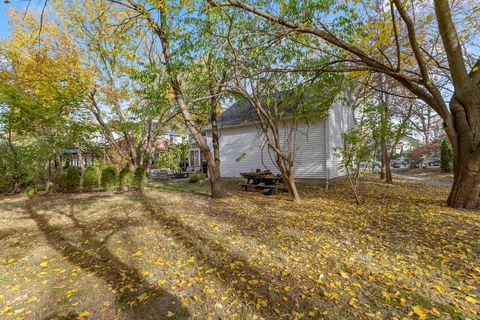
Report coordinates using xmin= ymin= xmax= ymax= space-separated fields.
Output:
xmin=205 ymin=93 xmax=354 ymax=181
xmin=327 ymin=96 xmax=355 ymax=178
xmin=208 ymin=120 xmax=327 ymax=179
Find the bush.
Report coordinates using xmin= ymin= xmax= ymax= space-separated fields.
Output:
xmin=66 ymin=166 xmax=82 ymax=192
xmin=441 ymin=139 xmax=453 ymax=173
xmin=133 ymin=166 xmax=147 ymax=190
xmin=119 ymin=166 xmax=134 ymax=190
xmin=52 ymin=170 xmax=67 ymax=192
xmin=188 ymin=173 xmax=207 ymax=184
xmin=23 ymin=186 xmax=36 ymax=196
xmin=83 ymin=166 xmax=100 ymax=191
xmin=101 ymin=166 xmax=118 ymax=191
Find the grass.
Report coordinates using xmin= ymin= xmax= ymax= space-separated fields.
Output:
xmin=395 ymin=168 xmax=453 ymax=185
xmin=0 ymin=178 xmax=478 ymax=319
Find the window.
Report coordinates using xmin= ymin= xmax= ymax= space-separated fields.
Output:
xmin=190 ymin=149 xmax=200 ymax=167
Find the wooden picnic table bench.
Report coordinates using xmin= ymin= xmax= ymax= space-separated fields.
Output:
xmin=239 ymin=172 xmax=288 ymax=194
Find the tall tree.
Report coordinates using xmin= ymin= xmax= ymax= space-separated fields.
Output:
xmin=220 ymin=10 xmax=341 ymax=200
xmin=208 ymin=0 xmax=480 ymax=209
xmin=102 ymin=0 xmax=228 ymax=198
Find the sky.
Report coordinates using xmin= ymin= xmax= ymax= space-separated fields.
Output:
xmin=0 ymin=0 xmax=44 ymax=40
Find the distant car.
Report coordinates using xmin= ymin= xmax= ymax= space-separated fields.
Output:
xmin=423 ymin=159 xmax=440 ymax=167
xmin=372 ymin=161 xmax=381 ymax=170
xmin=391 ymin=160 xmax=401 ymax=168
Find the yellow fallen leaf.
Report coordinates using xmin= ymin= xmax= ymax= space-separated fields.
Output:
xmin=66 ymin=288 xmax=78 ymax=298
xmin=465 ymin=296 xmax=477 ymax=304
xmin=78 ymin=310 xmax=89 ymax=318
xmin=1 ymin=306 xmax=12 ymax=315
xmin=132 ymin=250 xmax=142 ymax=257
xmin=27 ymin=297 xmax=37 ymax=303
xmin=340 ymin=271 xmax=349 ymax=279
xmin=412 ymin=305 xmax=427 ymax=319
xmin=430 ymin=307 xmax=440 ymax=317
xmin=137 ymin=293 xmax=148 ymax=302
xmin=39 ymin=261 xmax=48 ymax=268
xmin=432 ymin=285 xmax=445 ymax=294
xmin=284 ymin=286 xmax=291 ymax=292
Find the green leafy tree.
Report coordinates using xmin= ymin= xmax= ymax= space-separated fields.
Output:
xmin=154 ymin=143 xmax=190 ymax=171
xmin=441 ymin=140 xmax=453 ymax=173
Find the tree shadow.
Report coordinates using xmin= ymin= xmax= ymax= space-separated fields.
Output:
xmin=25 ymin=197 xmax=191 ymax=320
xmin=136 ymin=193 xmax=341 ymax=319
xmin=148 ymin=182 xmax=213 ymax=198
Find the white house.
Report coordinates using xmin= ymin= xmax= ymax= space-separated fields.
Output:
xmin=198 ymin=90 xmax=355 ymax=184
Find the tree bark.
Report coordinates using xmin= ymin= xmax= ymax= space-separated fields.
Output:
xmin=446 ymin=96 xmax=480 ymax=208
xmin=448 ymin=160 xmax=480 ymax=209
xmin=384 ymin=156 xmax=393 ymax=184
xmin=284 ymin=173 xmax=300 ymax=201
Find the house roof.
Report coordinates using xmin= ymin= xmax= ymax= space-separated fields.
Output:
xmin=218 ymin=99 xmax=258 ymax=126
xmin=218 ymin=86 xmax=341 ymax=127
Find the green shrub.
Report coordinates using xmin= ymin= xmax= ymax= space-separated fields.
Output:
xmin=52 ymin=170 xmax=67 ymax=192
xmin=441 ymin=139 xmax=453 ymax=173
xmin=119 ymin=166 xmax=134 ymax=190
xmin=66 ymin=166 xmax=82 ymax=192
xmin=101 ymin=166 xmax=118 ymax=191
xmin=133 ymin=166 xmax=147 ymax=190
xmin=188 ymin=173 xmax=207 ymax=184
xmin=83 ymin=166 xmax=100 ymax=191
xmin=23 ymin=186 xmax=36 ymax=196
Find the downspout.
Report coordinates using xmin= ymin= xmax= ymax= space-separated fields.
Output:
xmin=325 ymin=117 xmax=330 ymax=189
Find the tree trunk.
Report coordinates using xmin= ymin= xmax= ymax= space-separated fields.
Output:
xmin=206 ymin=155 xmax=227 ymax=198
xmin=380 ymin=136 xmax=386 ymax=180
xmin=447 ymin=123 xmax=480 ymax=209
xmin=284 ymin=173 xmax=300 ymax=201
xmin=447 ymin=159 xmax=480 ymax=209
xmin=384 ymin=156 xmax=393 ymax=183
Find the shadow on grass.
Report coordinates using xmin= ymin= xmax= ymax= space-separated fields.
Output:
xmin=148 ymin=181 xmax=211 ymax=197
xmin=25 ymin=196 xmax=190 ymax=320
xmin=136 ymin=193 xmax=339 ymax=319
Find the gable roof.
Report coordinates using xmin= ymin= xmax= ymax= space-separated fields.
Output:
xmin=218 ymin=86 xmax=342 ymax=127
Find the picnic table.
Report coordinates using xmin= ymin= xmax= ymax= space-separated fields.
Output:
xmin=239 ymin=172 xmax=288 ymax=194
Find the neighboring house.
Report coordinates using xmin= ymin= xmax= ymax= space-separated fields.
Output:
xmin=116 ymin=131 xmax=183 ymax=166
xmin=56 ymin=148 xmax=95 ymax=170
xmin=184 ymin=132 xmax=208 ymax=174
xmin=395 ymin=136 xmax=419 ymax=155
xmin=201 ymin=91 xmax=354 ymax=184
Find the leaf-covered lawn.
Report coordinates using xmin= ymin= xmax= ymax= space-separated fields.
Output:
xmin=0 ymin=178 xmax=478 ymax=320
